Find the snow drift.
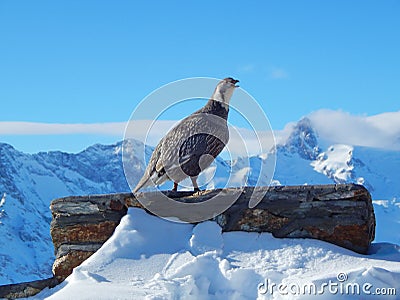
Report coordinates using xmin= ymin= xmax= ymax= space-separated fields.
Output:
xmin=39 ymin=208 xmax=400 ymax=299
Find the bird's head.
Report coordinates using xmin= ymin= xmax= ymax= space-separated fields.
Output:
xmin=212 ymin=77 xmax=239 ymax=106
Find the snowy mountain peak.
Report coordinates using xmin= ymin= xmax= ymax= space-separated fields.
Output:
xmin=311 ymin=144 xmax=354 ymax=183
xmin=0 ymin=142 xmax=17 ymax=152
xmin=281 ymin=117 xmax=321 ymax=160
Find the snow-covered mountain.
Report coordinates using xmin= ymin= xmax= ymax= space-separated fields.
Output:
xmin=0 ymin=141 xmax=137 ymax=284
xmin=0 ymin=117 xmax=399 ymax=285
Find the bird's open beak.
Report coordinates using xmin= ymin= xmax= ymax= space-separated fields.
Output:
xmin=233 ymin=79 xmax=239 ymax=88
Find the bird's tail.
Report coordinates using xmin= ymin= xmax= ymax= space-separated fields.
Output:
xmin=133 ymin=168 xmax=169 ymax=193
xmin=133 ymin=174 xmax=152 ymax=193
xmin=133 ymin=142 xmax=164 ymax=193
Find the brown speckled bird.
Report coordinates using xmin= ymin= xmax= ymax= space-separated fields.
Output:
xmin=133 ymin=77 xmax=239 ymax=192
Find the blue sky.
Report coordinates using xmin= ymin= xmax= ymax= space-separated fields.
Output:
xmin=1 ymin=0 xmax=399 ymax=153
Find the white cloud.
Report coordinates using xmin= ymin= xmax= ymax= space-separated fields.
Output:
xmin=237 ymin=64 xmax=256 ymax=73
xmin=307 ymin=109 xmax=400 ymax=150
xmin=0 ymin=122 xmax=127 ymax=136
xmin=226 ymin=126 xmax=276 ymax=158
xmin=0 ymin=120 xmax=178 ymax=138
xmin=0 ymin=120 xmax=276 ymax=158
xmin=2 ymin=109 xmax=399 ymax=156
xmin=269 ymin=68 xmax=289 ymax=79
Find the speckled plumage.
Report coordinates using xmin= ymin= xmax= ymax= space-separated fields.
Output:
xmin=134 ymin=78 xmax=239 ymax=192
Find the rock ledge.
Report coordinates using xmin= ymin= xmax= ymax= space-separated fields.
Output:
xmin=50 ymin=184 xmax=375 ymax=282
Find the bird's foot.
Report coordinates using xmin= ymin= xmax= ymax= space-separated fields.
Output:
xmin=193 ymin=187 xmax=201 ymax=192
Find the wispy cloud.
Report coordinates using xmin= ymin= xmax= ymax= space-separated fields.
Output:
xmin=227 ymin=126 xmax=276 ymax=158
xmin=307 ymin=109 xmax=400 ymax=150
xmin=269 ymin=68 xmax=289 ymax=80
xmin=0 ymin=121 xmax=276 ymax=157
xmin=2 ymin=110 xmax=399 ymax=156
xmin=237 ymin=63 xmax=256 ymax=73
xmin=0 ymin=122 xmax=127 ymax=136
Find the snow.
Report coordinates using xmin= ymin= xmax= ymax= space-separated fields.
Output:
xmin=373 ymin=199 xmax=400 ymax=245
xmin=0 ymin=193 xmax=5 ymax=208
xmin=189 ymin=221 xmax=223 ymax=256
xmin=37 ymin=208 xmax=400 ymax=299
xmin=311 ymin=144 xmax=354 ymax=183
xmin=0 ymin=193 xmax=5 ymax=225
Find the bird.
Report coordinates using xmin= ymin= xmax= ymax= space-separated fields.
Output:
xmin=133 ymin=77 xmax=239 ymax=193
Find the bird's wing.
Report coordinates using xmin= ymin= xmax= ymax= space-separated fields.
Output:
xmin=160 ymin=113 xmax=229 ymax=179
xmin=177 ymin=132 xmax=227 ymax=177
xmin=134 ymin=112 xmax=229 ymax=191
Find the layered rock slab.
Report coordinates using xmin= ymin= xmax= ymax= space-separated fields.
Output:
xmin=50 ymin=184 xmax=375 ymax=282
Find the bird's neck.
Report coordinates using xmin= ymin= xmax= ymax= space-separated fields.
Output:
xmin=200 ymin=99 xmax=229 ymax=119
xmin=212 ymin=88 xmax=233 ymax=106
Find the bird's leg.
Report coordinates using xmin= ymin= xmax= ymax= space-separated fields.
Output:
xmin=172 ymin=182 xmax=178 ymax=192
xmin=191 ymin=176 xmax=200 ymax=192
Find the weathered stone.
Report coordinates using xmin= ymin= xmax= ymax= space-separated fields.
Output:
xmin=50 ymin=194 xmax=128 ymax=281
xmin=49 ymin=184 xmax=375 ymax=283
xmin=303 ymin=223 xmax=373 ymax=254
xmin=211 ymin=184 xmax=375 ymax=254
xmin=52 ymin=250 xmax=95 ymax=282
xmin=51 ymin=193 xmax=128 ymax=228
xmin=234 ymin=209 xmax=290 ymax=232
xmin=51 ymin=221 xmax=120 ymax=250
xmin=0 ymin=277 xmax=59 ymax=299
xmin=55 ymin=243 xmax=104 ymax=258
